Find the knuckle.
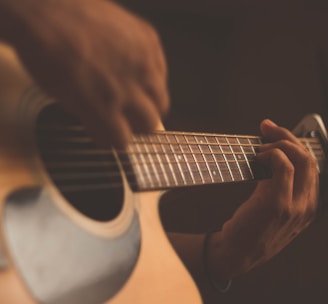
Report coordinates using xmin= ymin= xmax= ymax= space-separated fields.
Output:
xmin=307 ymin=154 xmax=318 ymax=171
xmin=271 ymin=149 xmax=294 ymax=174
xmin=271 ymin=148 xmax=284 ymax=159
xmin=278 ymin=126 xmax=292 ymax=138
xmin=281 ymin=161 xmax=294 ymax=176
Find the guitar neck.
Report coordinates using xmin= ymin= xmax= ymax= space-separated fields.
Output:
xmin=121 ymin=130 xmax=325 ymax=192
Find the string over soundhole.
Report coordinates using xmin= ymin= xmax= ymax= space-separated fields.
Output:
xmin=36 ymin=105 xmax=124 ymax=222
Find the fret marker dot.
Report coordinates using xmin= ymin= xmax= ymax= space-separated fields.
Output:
xmin=238 ymin=155 xmax=242 ymax=159
xmin=213 ymin=171 xmax=217 ymax=175
xmin=178 ymin=155 xmax=182 ymax=160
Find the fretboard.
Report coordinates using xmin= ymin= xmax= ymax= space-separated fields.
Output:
xmin=121 ymin=131 xmax=325 ymax=191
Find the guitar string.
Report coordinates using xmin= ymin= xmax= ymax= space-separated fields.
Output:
xmin=38 ymin=126 xmax=324 ymax=192
xmin=43 ymin=155 xmax=325 ymax=171
xmin=38 ymin=134 xmax=321 ymax=146
xmin=38 ymin=124 xmax=322 ymax=142
xmin=40 ymin=144 xmax=324 ymax=180
xmin=41 ymin=148 xmax=324 ymax=169
xmin=46 ymin=153 xmax=325 ymax=192
xmin=46 ymin=159 xmax=261 ymax=178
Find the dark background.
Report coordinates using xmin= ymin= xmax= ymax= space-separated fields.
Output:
xmin=120 ymin=1 xmax=328 ymax=303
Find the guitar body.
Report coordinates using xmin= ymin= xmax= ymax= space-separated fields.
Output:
xmin=0 ymin=43 xmax=202 ymax=304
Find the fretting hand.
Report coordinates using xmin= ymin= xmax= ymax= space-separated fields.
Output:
xmin=207 ymin=119 xmax=319 ymax=280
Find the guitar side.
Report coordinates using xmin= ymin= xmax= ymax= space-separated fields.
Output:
xmin=0 ymin=43 xmax=202 ymax=304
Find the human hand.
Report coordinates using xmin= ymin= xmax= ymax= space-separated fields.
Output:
xmin=3 ymin=0 xmax=169 ymax=148
xmin=207 ymin=119 xmax=319 ymax=280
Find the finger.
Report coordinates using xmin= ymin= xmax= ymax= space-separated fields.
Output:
xmin=256 ymin=148 xmax=294 ymax=208
xmin=123 ymin=84 xmax=163 ymax=133
xmin=75 ymin=103 xmax=133 ymax=149
xmin=260 ymin=119 xmax=301 ymax=146
xmin=140 ymin=19 xmax=168 ymax=77
xmin=144 ymin=75 xmax=170 ymax=116
xmin=135 ymin=66 xmax=170 ymax=116
xmin=260 ymin=140 xmax=317 ymax=199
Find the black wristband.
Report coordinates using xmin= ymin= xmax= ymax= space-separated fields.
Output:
xmin=203 ymin=232 xmax=232 ymax=293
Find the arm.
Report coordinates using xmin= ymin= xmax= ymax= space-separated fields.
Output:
xmin=119 ymin=0 xmax=271 ymax=17
xmin=0 ymin=0 xmax=168 ymax=148
xmin=168 ymin=119 xmax=319 ymax=288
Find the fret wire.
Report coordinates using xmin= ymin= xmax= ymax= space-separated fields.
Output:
xmin=198 ymin=135 xmax=215 ymax=183
xmin=42 ymin=149 xmax=263 ymax=157
xmin=158 ymin=134 xmax=179 ymax=186
xmin=50 ymin=153 xmax=326 ymax=185
xmin=133 ymin=163 xmax=236 ymax=183
xmin=247 ymin=137 xmax=257 ymax=156
xmin=192 ymin=135 xmax=206 ymax=184
xmin=41 ymin=149 xmax=325 ymax=162
xmin=178 ymin=157 xmax=257 ymax=168
xmin=44 ymin=154 xmax=325 ymax=169
xmin=205 ymin=136 xmax=224 ymax=182
xmin=130 ymin=150 xmax=257 ymax=157
xmin=45 ymin=159 xmax=259 ymax=181
xmin=140 ymin=136 xmax=162 ymax=188
xmin=46 ymin=153 xmax=326 ymax=191
xmin=128 ymin=142 xmax=147 ymax=185
xmin=40 ymin=126 xmax=324 ymax=191
xmin=39 ymin=149 xmax=325 ymax=171
xmin=215 ymin=136 xmax=234 ymax=181
xmin=41 ymin=153 xmax=325 ymax=173
xmin=174 ymin=135 xmax=197 ymax=185
xmin=183 ymin=134 xmax=197 ymax=184
xmin=133 ymin=139 xmax=264 ymax=148
xmin=166 ymin=134 xmax=187 ymax=186
xmin=150 ymin=139 xmax=170 ymax=187
xmin=227 ymin=137 xmax=244 ymax=180
xmin=171 ymin=134 xmax=193 ymax=185
xmin=237 ymin=137 xmax=254 ymax=179
xmin=52 ymin=160 xmax=261 ymax=193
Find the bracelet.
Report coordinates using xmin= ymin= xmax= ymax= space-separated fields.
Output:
xmin=203 ymin=232 xmax=232 ymax=293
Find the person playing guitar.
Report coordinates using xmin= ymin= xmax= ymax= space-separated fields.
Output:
xmin=0 ymin=0 xmax=320 ymax=303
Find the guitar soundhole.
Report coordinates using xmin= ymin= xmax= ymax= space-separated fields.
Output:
xmin=36 ymin=105 xmax=124 ymax=222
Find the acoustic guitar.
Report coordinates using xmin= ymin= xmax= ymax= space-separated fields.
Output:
xmin=0 ymin=42 xmax=326 ymax=304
